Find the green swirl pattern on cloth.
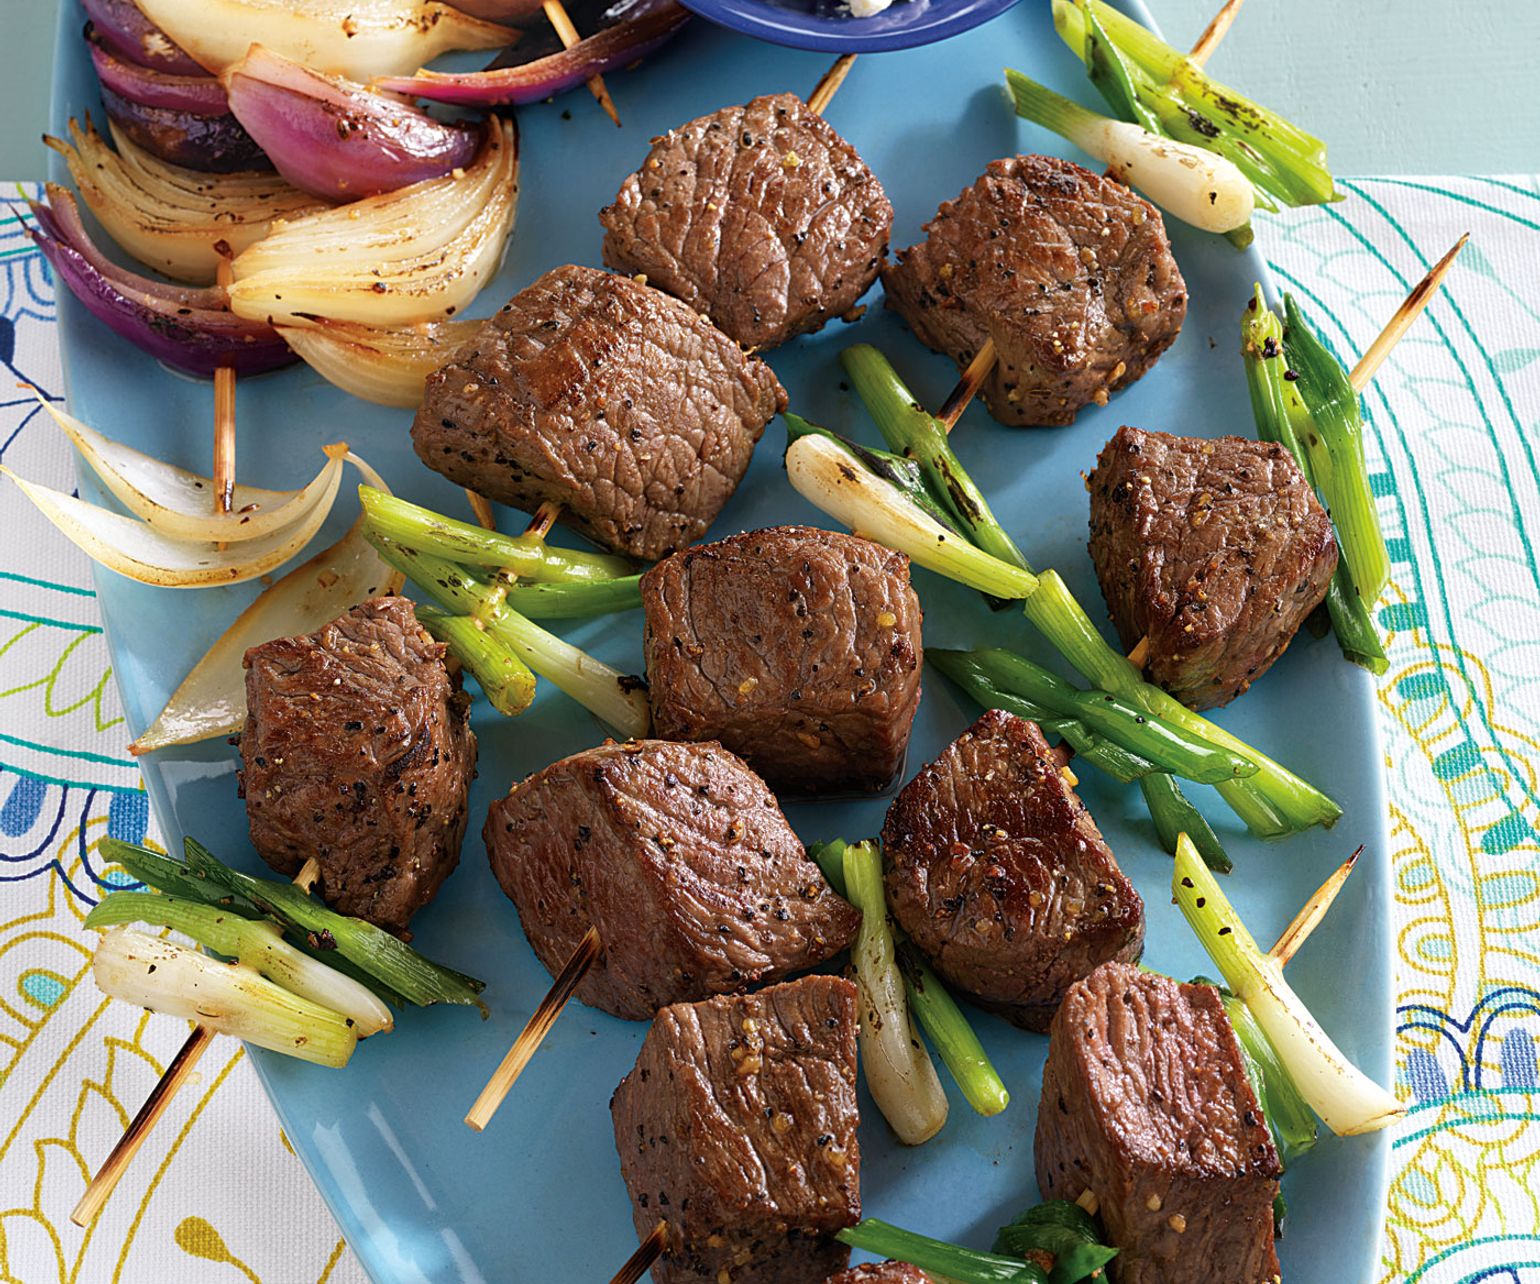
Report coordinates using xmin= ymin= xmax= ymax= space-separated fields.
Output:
xmin=0 ymin=175 xmax=1536 ymax=1282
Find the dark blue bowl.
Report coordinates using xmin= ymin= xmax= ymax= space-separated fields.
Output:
xmin=678 ymin=0 xmax=1023 ymax=52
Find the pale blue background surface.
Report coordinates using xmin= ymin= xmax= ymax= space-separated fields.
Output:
xmin=4 ymin=0 xmax=1540 ymax=175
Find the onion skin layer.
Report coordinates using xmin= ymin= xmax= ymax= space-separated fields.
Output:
xmin=100 ymin=84 xmax=270 ymax=173
xmin=88 ymin=25 xmax=230 ymax=115
xmin=224 ymin=46 xmax=481 ymax=198
xmin=374 ymin=0 xmax=689 ymax=106
xmin=81 ymin=0 xmax=205 ymax=74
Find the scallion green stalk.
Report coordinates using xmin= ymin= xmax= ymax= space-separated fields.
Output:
xmin=840 ymin=345 xmax=1031 ymax=576
xmin=1139 ymin=771 xmax=1232 ymax=874
xmin=837 ymin=1220 xmax=1048 ymax=1284
xmin=92 ymin=927 xmax=357 ymax=1067
xmin=502 ymin=575 xmax=643 ymax=619
xmin=357 ymin=486 xmax=631 ymax=583
xmin=1172 ymin=834 xmax=1403 ymax=1135
xmin=416 ymin=606 xmax=537 ymax=717
xmin=85 ymin=891 xmax=393 ymax=1035
xmin=993 ymin=1201 xmax=1119 ymax=1282
xmin=1217 ymin=989 xmax=1319 ymax=1165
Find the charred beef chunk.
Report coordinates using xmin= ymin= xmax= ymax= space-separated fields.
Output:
xmin=826 ymin=1265 xmax=934 ymax=1283
xmin=882 ymin=155 xmax=1186 ymax=427
xmin=1036 ymin=963 xmax=1282 ymax=1284
xmin=240 ymin=597 xmax=476 ymax=934
xmin=611 ymin=976 xmax=861 ymax=1284
xmin=641 ymin=525 xmax=923 ymax=795
xmin=1088 ymin=425 xmax=1338 ymax=710
xmin=882 ymin=710 xmax=1143 ymax=1031
xmin=483 ymin=739 xmax=858 ymax=1020
xmin=601 ymin=93 xmax=893 ymax=350
xmin=410 ymin=265 xmax=786 ymax=561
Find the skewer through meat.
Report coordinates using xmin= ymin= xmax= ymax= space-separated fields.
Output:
xmin=483 ymin=739 xmax=858 ymax=1019
xmin=239 ymin=596 xmax=476 ymax=935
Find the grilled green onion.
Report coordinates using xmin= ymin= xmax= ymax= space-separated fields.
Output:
xmin=994 ymin=1201 xmax=1119 ymax=1283
xmin=415 ymin=606 xmax=537 ymax=717
xmin=838 ymin=1219 xmax=1050 ymax=1284
xmin=1139 ymin=771 xmax=1232 ymax=874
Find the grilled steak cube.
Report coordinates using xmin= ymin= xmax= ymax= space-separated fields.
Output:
xmin=882 ymin=710 xmax=1143 ymax=1031
xmin=827 ymin=1265 xmax=934 ymax=1283
xmin=240 ymin=596 xmax=476 ymax=934
xmin=484 ymin=739 xmax=859 ymax=1020
xmin=411 ymin=264 xmax=786 ymax=561
xmin=601 ymin=93 xmax=893 ymax=350
xmin=1036 ymin=963 xmax=1282 ymax=1284
xmin=641 ymin=526 xmax=923 ymax=795
xmin=882 ymin=156 xmax=1186 ymax=427
xmin=1088 ymin=425 xmax=1338 ymax=710
xmin=611 ymin=976 xmax=861 ymax=1284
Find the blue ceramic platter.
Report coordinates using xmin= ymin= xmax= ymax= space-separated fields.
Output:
xmin=50 ymin=3 xmax=1392 ymax=1280
xmin=677 ymin=0 xmax=1022 ymax=55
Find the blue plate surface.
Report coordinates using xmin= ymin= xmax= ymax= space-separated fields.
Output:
xmin=676 ymin=0 xmax=1022 ymax=54
xmin=50 ymin=4 xmax=1392 ymax=1281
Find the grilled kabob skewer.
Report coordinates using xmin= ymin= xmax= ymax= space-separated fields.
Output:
xmin=609 ymin=1220 xmax=668 ymax=1284
xmin=71 ymin=859 xmax=321 ymax=1227
xmin=544 ymin=0 xmax=622 ymax=126
xmin=212 ymin=253 xmax=236 ymax=548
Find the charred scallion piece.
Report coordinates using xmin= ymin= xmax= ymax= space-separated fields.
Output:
xmin=838 ymin=1218 xmax=1055 ymax=1283
xmin=994 ymin=1201 xmax=1119 ymax=1282
xmin=415 ymin=606 xmax=537 ymax=717
xmin=1139 ymin=771 xmax=1233 ymax=874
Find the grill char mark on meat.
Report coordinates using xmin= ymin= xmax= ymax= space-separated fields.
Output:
xmin=1088 ymin=424 xmax=1338 ymax=710
xmin=1035 ymin=962 xmax=1282 ymax=1284
xmin=601 ymin=93 xmax=894 ymax=350
xmin=641 ymin=525 xmax=923 ymax=795
xmin=882 ymin=155 xmax=1186 ymax=427
xmin=483 ymin=739 xmax=859 ymax=1020
xmin=410 ymin=264 xmax=786 ymax=561
xmin=610 ymin=976 xmax=862 ymax=1284
xmin=882 ymin=710 xmax=1143 ymax=1031
xmin=239 ymin=596 xmax=476 ymax=934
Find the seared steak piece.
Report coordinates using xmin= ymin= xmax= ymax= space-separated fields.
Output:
xmin=601 ymin=93 xmax=893 ymax=350
xmin=1036 ymin=963 xmax=1282 ymax=1284
xmin=484 ymin=739 xmax=858 ymax=1020
xmin=611 ymin=976 xmax=861 ymax=1284
xmin=240 ymin=597 xmax=476 ymax=934
xmin=882 ymin=156 xmax=1186 ymax=427
xmin=411 ymin=265 xmax=786 ymax=561
xmin=1088 ymin=425 xmax=1338 ymax=710
xmin=641 ymin=526 xmax=923 ymax=794
xmin=882 ymin=710 xmax=1143 ymax=1031
xmin=827 ymin=1265 xmax=933 ymax=1283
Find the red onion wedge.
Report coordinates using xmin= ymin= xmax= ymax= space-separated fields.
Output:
xmin=224 ymin=46 xmax=482 ymax=199
xmin=100 ymin=84 xmax=270 ymax=173
xmin=88 ymin=25 xmax=230 ymax=115
xmin=82 ymin=0 xmax=205 ymax=75
xmin=375 ymin=0 xmax=689 ymax=106
xmin=26 ymin=186 xmax=294 ymax=377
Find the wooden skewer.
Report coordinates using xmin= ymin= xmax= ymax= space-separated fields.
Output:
xmin=1347 ymin=234 xmax=1468 ymax=395
xmin=1127 ymin=636 xmax=1150 ymax=669
xmin=544 ymin=0 xmax=620 ymax=127
xmin=466 ymin=490 xmax=497 ymax=530
xmin=72 ymin=857 xmax=322 ymax=1227
xmin=937 ymin=338 xmax=996 ymax=433
xmin=610 ymin=1220 xmax=668 ymax=1284
xmin=1269 ymin=846 xmax=1361 ymax=967
xmin=806 ymin=54 xmax=858 ymax=117
xmin=1076 ymin=1188 xmax=1101 ymax=1217
xmin=212 ymin=253 xmax=236 ymax=550
xmin=465 ymin=924 xmax=601 ymax=1131
xmin=525 ymin=500 xmax=561 ymax=541
xmin=1188 ymin=0 xmax=1247 ymax=66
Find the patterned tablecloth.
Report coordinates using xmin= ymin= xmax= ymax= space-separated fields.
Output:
xmin=1 ymin=174 xmax=1537 ymax=1283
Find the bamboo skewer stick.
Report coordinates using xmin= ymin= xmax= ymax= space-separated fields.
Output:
xmin=1347 ymin=234 xmax=1468 ymax=394
xmin=937 ymin=338 xmax=996 ymax=433
xmin=610 ymin=1220 xmax=668 ymax=1284
xmin=807 ymin=54 xmax=858 ymax=117
xmin=544 ymin=0 xmax=621 ymax=127
xmin=71 ymin=857 xmax=322 ymax=1227
xmin=1188 ymin=0 xmax=1246 ymax=66
xmin=465 ymin=925 xmax=601 ymax=1131
xmin=212 ymin=253 xmax=236 ymax=550
xmin=466 ymin=490 xmax=497 ymax=530
xmin=1269 ymin=846 xmax=1361 ymax=967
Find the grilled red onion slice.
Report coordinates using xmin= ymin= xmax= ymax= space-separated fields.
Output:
xmin=224 ymin=46 xmax=481 ymax=198
xmin=81 ymin=0 xmax=204 ymax=75
xmin=375 ymin=0 xmax=689 ymax=106
xmin=99 ymin=84 xmax=269 ymax=173
xmin=27 ymin=188 xmax=293 ymax=377
xmin=88 ymin=25 xmax=230 ymax=115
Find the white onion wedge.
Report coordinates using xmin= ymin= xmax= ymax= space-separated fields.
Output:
xmin=134 ymin=0 xmax=514 ymax=79
xmin=1172 ymin=834 xmax=1405 ymax=1136
xmin=276 ymin=317 xmax=479 ymax=407
xmin=131 ymin=452 xmax=404 ymax=754
xmin=229 ymin=120 xmax=518 ymax=326
xmin=46 ymin=116 xmax=320 ymax=283
xmin=1 ymin=445 xmax=345 ymax=588
xmin=92 ymin=927 xmax=357 ymax=1067
xmin=37 ymin=395 xmax=343 ymax=544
